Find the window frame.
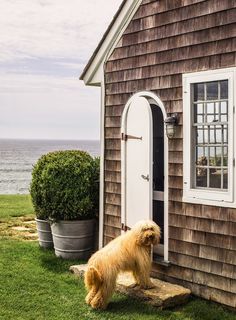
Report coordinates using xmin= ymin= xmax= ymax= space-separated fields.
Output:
xmin=183 ymin=67 xmax=235 ymax=207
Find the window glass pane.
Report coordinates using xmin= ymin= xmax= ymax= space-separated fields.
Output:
xmin=207 ymin=114 xmax=214 ymax=123
xmin=206 ymin=102 xmax=214 ymax=114
xmin=215 ymin=147 xmax=222 ymax=166
xmin=197 ymin=103 xmax=203 ymax=114
xmin=196 ymin=168 xmax=207 ymax=187
xmin=216 ymin=126 xmax=222 ymax=144
xmin=207 ymin=102 xmax=219 ymax=123
xmin=220 ymin=102 xmax=228 ymax=122
xmin=215 ymin=102 xmax=219 ymax=115
xmin=209 ymin=125 xmax=221 ymax=144
xmin=223 ymin=126 xmax=228 ymax=143
xmin=197 ymin=115 xmax=204 ymax=123
xmin=223 ymin=147 xmax=228 ymax=166
xmin=206 ymin=81 xmax=218 ymax=100
xmin=196 ymin=127 xmax=203 ymax=144
xmin=196 ymin=146 xmax=203 ymax=162
xmin=209 ymin=147 xmax=215 ymax=166
xmin=196 ymin=147 xmax=208 ymax=165
xmin=221 ymin=114 xmax=228 ymax=122
xmin=209 ymin=168 xmax=221 ymax=188
xmin=209 ymin=127 xmax=216 ymax=144
xmin=223 ymin=169 xmax=228 ymax=189
xmin=194 ymin=104 xmax=204 ymax=123
xmin=221 ymin=101 xmax=227 ymax=114
xmin=204 ymin=126 xmax=208 ymax=143
xmin=220 ymin=80 xmax=228 ymax=99
xmin=194 ymin=83 xmax=204 ymax=101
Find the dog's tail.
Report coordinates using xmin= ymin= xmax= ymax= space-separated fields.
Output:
xmin=85 ymin=266 xmax=103 ymax=289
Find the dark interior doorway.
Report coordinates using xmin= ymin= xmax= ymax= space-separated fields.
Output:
xmin=151 ymin=104 xmax=164 ymax=256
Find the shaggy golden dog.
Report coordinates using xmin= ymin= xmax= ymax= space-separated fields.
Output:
xmin=84 ymin=220 xmax=161 ymax=310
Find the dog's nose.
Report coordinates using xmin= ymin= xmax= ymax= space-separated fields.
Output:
xmin=148 ymin=234 xmax=154 ymax=240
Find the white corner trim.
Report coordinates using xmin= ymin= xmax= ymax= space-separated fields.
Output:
xmin=83 ymin=0 xmax=142 ymax=86
xmin=98 ymin=73 xmax=105 ymax=249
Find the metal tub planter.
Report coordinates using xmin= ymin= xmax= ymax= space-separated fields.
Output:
xmin=30 ymin=150 xmax=100 ymax=261
xmin=35 ymin=218 xmax=54 ymax=249
xmin=51 ymin=219 xmax=95 ymax=260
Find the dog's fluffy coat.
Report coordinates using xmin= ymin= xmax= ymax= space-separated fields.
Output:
xmin=84 ymin=220 xmax=161 ymax=309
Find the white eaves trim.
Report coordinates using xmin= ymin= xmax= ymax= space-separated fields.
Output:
xmin=82 ymin=0 xmax=142 ymax=86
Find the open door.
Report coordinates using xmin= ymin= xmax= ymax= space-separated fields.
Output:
xmin=122 ymin=96 xmax=153 ymax=230
xmin=121 ymin=92 xmax=168 ymax=262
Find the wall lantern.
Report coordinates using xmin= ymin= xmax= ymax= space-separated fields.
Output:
xmin=164 ymin=114 xmax=178 ymax=139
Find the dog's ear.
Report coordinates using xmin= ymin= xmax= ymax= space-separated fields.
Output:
xmin=154 ymin=225 xmax=161 ymax=244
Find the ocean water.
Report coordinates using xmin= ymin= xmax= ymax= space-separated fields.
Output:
xmin=0 ymin=139 xmax=100 ymax=194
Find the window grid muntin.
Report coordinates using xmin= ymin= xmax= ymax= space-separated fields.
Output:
xmin=192 ymin=80 xmax=228 ymax=191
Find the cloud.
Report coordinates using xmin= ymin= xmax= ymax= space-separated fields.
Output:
xmin=0 ymin=0 xmax=122 ymax=64
xmin=0 ymin=0 xmax=123 ymax=139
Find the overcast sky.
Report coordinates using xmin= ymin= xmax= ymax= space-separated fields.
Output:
xmin=0 ymin=0 xmax=122 ymax=140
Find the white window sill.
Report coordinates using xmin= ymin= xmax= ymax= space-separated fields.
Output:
xmin=182 ymin=196 xmax=236 ymax=208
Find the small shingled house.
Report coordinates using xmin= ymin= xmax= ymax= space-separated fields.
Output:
xmin=80 ymin=0 xmax=236 ymax=308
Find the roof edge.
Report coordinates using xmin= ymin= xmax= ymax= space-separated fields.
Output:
xmin=80 ymin=0 xmax=142 ymax=85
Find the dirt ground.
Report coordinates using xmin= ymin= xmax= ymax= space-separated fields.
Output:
xmin=0 ymin=215 xmax=38 ymax=241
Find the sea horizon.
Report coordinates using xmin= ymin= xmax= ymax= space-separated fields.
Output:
xmin=0 ymin=138 xmax=100 ymax=194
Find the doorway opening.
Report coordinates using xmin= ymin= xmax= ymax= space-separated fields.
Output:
xmin=151 ymin=104 xmax=165 ymax=259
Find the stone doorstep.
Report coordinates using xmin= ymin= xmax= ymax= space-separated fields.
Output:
xmin=70 ymin=264 xmax=191 ymax=309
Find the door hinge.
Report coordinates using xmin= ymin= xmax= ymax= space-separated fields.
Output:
xmin=233 ymin=158 xmax=235 ymax=167
xmin=234 ymin=106 xmax=235 ymax=114
xmin=121 ymin=223 xmax=131 ymax=231
xmin=121 ymin=133 xmax=142 ymax=141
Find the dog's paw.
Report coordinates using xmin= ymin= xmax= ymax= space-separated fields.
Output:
xmin=90 ymin=300 xmax=107 ymax=310
xmin=128 ymin=282 xmax=140 ymax=289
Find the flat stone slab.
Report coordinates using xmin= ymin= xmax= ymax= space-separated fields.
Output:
xmin=11 ymin=226 xmax=30 ymax=231
xmin=70 ymin=264 xmax=191 ymax=309
xmin=23 ymin=220 xmax=36 ymax=224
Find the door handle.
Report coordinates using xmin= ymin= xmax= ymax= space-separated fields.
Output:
xmin=141 ymin=174 xmax=149 ymax=181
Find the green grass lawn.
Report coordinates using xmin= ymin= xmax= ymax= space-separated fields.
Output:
xmin=0 ymin=195 xmax=235 ymax=320
xmin=0 ymin=194 xmax=34 ymax=220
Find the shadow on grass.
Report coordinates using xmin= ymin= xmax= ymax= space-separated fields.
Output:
xmin=39 ymin=248 xmax=86 ymax=274
xmin=88 ymin=295 xmax=236 ymax=320
xmin=92 ymin=295 xmax=173 ymax=319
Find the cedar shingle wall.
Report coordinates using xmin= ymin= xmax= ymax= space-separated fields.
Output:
xmin=103 ymin=0 xmax=236 ymax=307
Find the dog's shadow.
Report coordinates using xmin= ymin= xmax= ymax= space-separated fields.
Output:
xmin=97 ymin=295 xmax=172 ymax=318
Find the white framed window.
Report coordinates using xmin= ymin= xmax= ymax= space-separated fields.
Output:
xmin=183 ymin=67 xmax=236 ymax=207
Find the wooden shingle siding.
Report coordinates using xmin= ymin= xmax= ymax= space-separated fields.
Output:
xmin=103 ymin=0 xmax=236 ymax=306
xmin=127 ymin=0 xmax=235 ymax=32
xmin=152 ymin=265 xmax=236 ymax=308
xmin=120 ymin=9 xmax=236 ymax=46
xmin=169 ymin=239 xmax=236 ymax=265
xmin=110 ymin=24 xmax=236 ymax=62
xmin=169 ymin=226 xmax=235 ymax=251
xmin=105 ymin=54 xmax=236 ymax=83
xmin=169 ymin=214 xmax=236 ymax=237
xmin=107 ymin=38 xmax=236 ymax=73
xmin=169 ymin=252 xmax=236 ymax=279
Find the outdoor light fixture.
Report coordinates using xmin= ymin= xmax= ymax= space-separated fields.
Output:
xmin=164 ymin=113 xmax=178 ymax=139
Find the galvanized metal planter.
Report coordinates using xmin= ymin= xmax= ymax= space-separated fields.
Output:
xmin=51 ymin=219 xmax=95 ymax=260
xmin=35 ymin=218 xmax=54 ymax=249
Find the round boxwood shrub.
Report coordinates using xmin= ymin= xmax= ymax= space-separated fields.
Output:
xmin=30 ymin=150 xmax=99 ymax=221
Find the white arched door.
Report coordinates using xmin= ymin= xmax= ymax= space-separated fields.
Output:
xmin=122 ymin=96 xmax=153 ymax=229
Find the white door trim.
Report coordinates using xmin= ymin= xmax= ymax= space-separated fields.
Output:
xmin=121 ymin=91 xmax=169 ymax=262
